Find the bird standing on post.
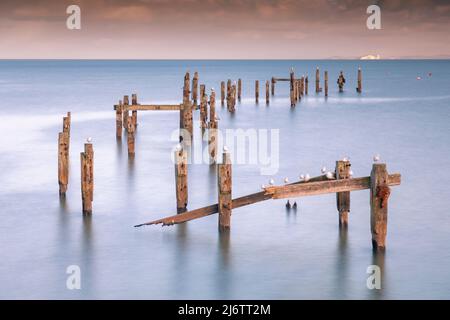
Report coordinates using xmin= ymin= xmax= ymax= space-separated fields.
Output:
xmin=337 ymin=71 xmax=346 ymax=93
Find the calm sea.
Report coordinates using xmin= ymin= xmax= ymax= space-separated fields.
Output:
xmin=0 ymin=60 xmax=450 ymax=299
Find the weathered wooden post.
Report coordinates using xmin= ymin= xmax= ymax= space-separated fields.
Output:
xmin=200 ymin=92 xmax=208 ymax=133
xmin=238 ymin=78 xmax=242 ymax=101
xmin=226 ymin=79 xmax=232 ymax=110
xmin=116 ymin=100 xmax=123 ymax=138
xmin=63 ymin=112 xmax=71 ymax=139
xmin=324 ymin=71 xmax=329 ymax=97
xmin=265 ymin=80 xmax=270 ymax=105
xmin=131 ymin=93 xmax=138 ymax=129
xmin=220 ymin=81 xmax=225 ymax=105
xmin=293 ymin=80 xmax=298 ymax=102
xmin=180 ymin=72 xmax=193 ymax=143
xmin=80 ymin=141 xmax=94 ymax=214
xmin=184 ymin=72 xmax=190 ymax=102
xmin=290 ymin=68 xmax=295 ymax=107
xmin=336 ymin=160 xmax=351 ymax=227
xmin=271 ymin=77 xmax=275 ymax=96
xmin=122 ymin=95 xmax=129 ymax=132
xmin=58 ymin=131 xmax=69 ymax=196
xmin=315 ymin=67 xmax=320 ymax=93
xmin=181 ymin=101 xmax=193 ymax=142
xmin=300 ymin=76 xmax=304 ymax=96
xmin=357 ymin=67 xmax=362 ymax=93
xmin=127 ymin=117 xmax=135 ymax=156
xmin=218 ymin=149 xmax=232 ymax=231
xmin=175 ymin=146 xmax=188 ymax=213
xmin=305 ymin=76 xmax=309 ymax=95
xmin=255 ymin=80 xmax=259 ymax=103
xmin=208 ymin=90 xmax=218 ymax=164
xmin=192 ymin=71 xmax=199 ymax=103
xmin=370 ymin=163 xmax=390 ymax=250
xmin=230 ymin=82 xmax=236 ymax=112
xmin=200 ymin=84 xmax=206 ymax=101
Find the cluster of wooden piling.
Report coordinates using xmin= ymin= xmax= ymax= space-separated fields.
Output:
xmin=269 ymin=67 xmax=361 ymax=103
xmin=57 ymin=112 xmax=96 ymax=214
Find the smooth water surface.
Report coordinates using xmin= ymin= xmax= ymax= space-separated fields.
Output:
xmin=1 ymin=60 xmax=450 ymax=299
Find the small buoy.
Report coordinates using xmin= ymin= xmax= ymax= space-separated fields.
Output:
xmin=416 ymin=76 xmax=422 ymax=80
xmin=326 ymin=171 xmax=334 ymax=180
xmin=304 ymin=174 xmax=311 ymax=182
xmin=175 ymin=143 xmax=182 ymax=151
xmin=321 ymin=166 xmax=327 ymax=174
xmin=284 ymin=177 xmax=289 ymax=183
xmin=428 ymin=72 xmax=432 ymax=77
xmin=86 ymin=137 xmax=92 ymax=143
xmin=269 ymin=179 xmax=275 ymax=185
xmin=373 ymin=154 xmax=381 ymax=163
xmin=342 ymin=156 xmax=349 ymax=162
xmin=349 ymin=170 xmax=354 ymax=177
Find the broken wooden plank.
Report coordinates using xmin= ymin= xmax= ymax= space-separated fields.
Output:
xmin=134 ymin=174 xmax=330 ymax=227
xmin=265 ymin=174 xmax=401 ymax=200
xmin=114 ymin=104 xmax=182 ymax=111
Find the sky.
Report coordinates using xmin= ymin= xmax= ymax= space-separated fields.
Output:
xmin=0 ymin=0 xmax=449 ymax=59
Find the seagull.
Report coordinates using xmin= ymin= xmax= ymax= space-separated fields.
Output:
xmin=269 ymin=179 xmax=275 ymax=185
xmin=292 ymin=202 xmax=297 ymax=209
xmin=373 ymin=154 xmax=381 ymax=163
xmin=304 ymin=173 xmax=311 ymax=182
xmin=326 ymin=171 xmax=334 ymax=180
xmin=342 ymin=156 xmax=349 ymax=162
xmin=86 ymin=137 xmax=92 ymax=143
xmin=284 ymin=177 xmax=289 ymax=183
xmin=261 ymin=184 xmax=265 ymax=190
xmin=321 ymin=166 xmax=327 ymax=174
xmin=175 ymin=144 xmax=182 ymax=151
xmin=299 ymin=174 xmax=305 ymax=181
xmin=223 ymin=146 xmax=229 ymax=152
xmin=349 ymin=170 xmax=354 ymax=177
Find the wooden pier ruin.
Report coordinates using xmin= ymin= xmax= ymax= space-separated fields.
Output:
xmin=59 ymin=67 xmax=371 ymax=226
xmin=135 ymin=154 xmax=401 ymax=251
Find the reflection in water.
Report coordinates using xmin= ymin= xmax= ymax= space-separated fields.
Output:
xmin=127 ymin=154 xmax=135 ymax=180
xmin=59 ymin=194 xmax=68 ymax=213
xmin=173 ymin=223 xmax=189 ymax=296
xmin=333 ymin=227 xmax=349 ymax=298
xmin=216 ymin=231 xmax=231 ymax=298
xmin=81 ymin=214 xmax=94 ymax=296
xmin=116 ymin=136 xmax=122 ymax=159
xmin=368 ymin=250 xmax=386 ymax=299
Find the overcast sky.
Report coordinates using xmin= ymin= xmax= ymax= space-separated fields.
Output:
xmin=1 ymin=0 xmax=449 ymax=59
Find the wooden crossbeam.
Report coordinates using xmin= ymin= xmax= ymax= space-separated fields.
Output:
xmin=114 ymin=104 xmax=182 ymax=111
xmin=265 ymin=174 xmax=401 ymax=199
xmin=134 ymin=174 xmax=329 ymax=227
xmin=273 ymin=78 xmax=301 ymax=82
